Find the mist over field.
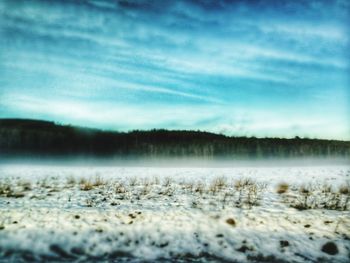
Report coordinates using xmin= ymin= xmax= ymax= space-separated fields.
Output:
xmin=1 ymin=156 xmax=349 ymax=169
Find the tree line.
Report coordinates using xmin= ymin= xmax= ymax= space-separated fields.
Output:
xmin=0 ymin=118 xmax=349 ymax=158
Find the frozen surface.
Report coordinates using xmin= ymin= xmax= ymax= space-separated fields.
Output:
xmin=0 ymin=164 xmax=349 ymax=262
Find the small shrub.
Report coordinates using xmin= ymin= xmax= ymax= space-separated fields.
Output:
xmin=183 ymin=182 xmax=194 ymax=192
xmin=233 ymin=178 xmax=265 ymax=208
xmin=163 ymin=177 xmax=172 ymax=187
xmin=141 ymin=184 xmax=151 ymax=196
xmin=292 ymin=185 xmax=315 ymax=210
xmin=194 ymin=182 xmax=205 ymax=195
xmin=18 ymin=180 xmax=32 ymax=191
xmin=338 ymin=183 xmax=350 ymax=210
xmin=115 ymin=182 xmax=126 ymax=194
xmin=85 ymin=197 xmax=97 ymax=207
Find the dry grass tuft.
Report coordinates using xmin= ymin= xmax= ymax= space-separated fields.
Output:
xmin=163 ymin=177 xmax=173 ymax=187
xmin=128 ymin=177 xmax=138 ymax=187
xmin=276 ymin=183 xmax=289 ymax=194
xmin=233 ymin=178 xmax=266 ymax=208
xmin=282 ymin=182 xmax=350 ymax=211
xmin=0 ymin=180 xmax=25 ymax=198
xmin=209 ymin=176 xmax=227 ymax=194
xmin=92 ymin=176 xmax=105 ymax=187
xmin=194 ymin=182 xmax=205 ymax=195
xmin=80 ymin=180 xmax=94 ymax=191
xmin=66 ymin=176 xmax=76 ymax=186
xmin=339 ymin=184 xmax=349 ymax=195
xmin=115 ymin=182 xmax=126 ymax=194
xmin=0 ymin=181 xmax=12 ymax=196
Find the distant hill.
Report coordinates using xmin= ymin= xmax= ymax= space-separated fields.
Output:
xmin=0 ymin=118 xmax=349 ymax=158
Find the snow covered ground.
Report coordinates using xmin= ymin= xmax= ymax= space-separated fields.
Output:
xmin=0 ymin=164 xmax=349 ymax=262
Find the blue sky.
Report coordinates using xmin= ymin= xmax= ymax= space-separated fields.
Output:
xmin=0 ymin=0 xmax=349 ymax=140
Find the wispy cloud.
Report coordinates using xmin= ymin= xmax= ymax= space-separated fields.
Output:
xmin=2 ymin=93 xmax=349 ymax=140
xmin=0 ymin=0 xmax=349 ymax=139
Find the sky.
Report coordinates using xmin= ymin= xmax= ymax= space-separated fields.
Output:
xmin=0 ymin=0 xmax=349 ymax=140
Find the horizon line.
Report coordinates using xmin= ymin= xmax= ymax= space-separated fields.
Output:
xmin=1 ymin=117 xmax=349 ymax=143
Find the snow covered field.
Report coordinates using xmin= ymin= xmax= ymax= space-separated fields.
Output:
xmin=0 ymin=164 xmax=349 ymax=262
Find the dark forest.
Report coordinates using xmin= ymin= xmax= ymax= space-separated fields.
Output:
xmin=1 ymin=119 xmax=349 ymax=158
